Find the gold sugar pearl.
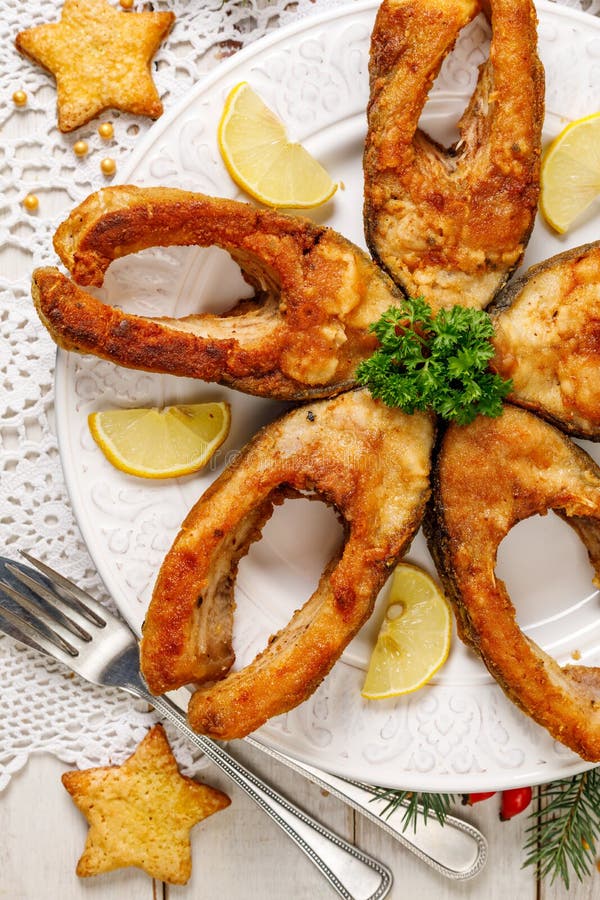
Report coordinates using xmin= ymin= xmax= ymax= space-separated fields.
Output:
xmin=12 ymin=90 xmax=28 ymax=107
xmin=120 ymin=0 xmax=134 ymax=8
xmin=98 ymin=122 xmax=114 ymax=139
xmin=23 ymin=193 xmax=39 ymax=212
xmin=73 ymin=140 xmax=89 ymax=157
xmin=100 ymin=157 xmax=117 ymax=176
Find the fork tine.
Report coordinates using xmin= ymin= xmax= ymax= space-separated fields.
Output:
xmin=0 ymin=583 xmax=80 ymax=657
xmin=6 ymin=563 xmax=93 ymax=642
xmin=19 ymin=551 xmax=107 ymax=627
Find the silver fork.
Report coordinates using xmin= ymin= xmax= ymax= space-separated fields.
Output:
xmin=0 ymin=552 xmax=391 ymax=900
xmin=0 ymin=553 xmax=487 ymax=889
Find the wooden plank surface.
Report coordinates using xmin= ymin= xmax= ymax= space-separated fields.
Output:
xmin=0 ymin=754 xmax=154 ymax=900
xmin=356 ymin=795 xmax=536 ymax=900
xmin=2 ymin=747 xmax=600 ymax=898
xmin=2 ymin=3 xmax=600 ymax=898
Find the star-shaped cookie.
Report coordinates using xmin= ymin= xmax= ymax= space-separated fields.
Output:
xmin=16 ymin=0 xmax=175 ymax=132
xmin=61 ymin=724 xmax=230 ymax=884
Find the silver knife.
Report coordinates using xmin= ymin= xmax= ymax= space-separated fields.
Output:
xmin=245 ymin=736 xmax=487 ymax=880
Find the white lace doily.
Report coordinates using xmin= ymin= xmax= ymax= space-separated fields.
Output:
xmin=1 ymin=0 xmax=599 ymax=789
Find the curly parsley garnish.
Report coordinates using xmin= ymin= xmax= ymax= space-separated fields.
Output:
xmin=356 ymin=297 xmax=512 ymax=425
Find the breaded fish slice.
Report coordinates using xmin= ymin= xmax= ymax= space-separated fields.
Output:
xmin=140 ymin=389 xmax=434 ymax=739
xmin=32 ymin=186 xmax=404 ymax=401
xmin=364 ymin=0 xmax=544 ymax=312
xmin=490 ymin=242 xmax=600 ymax=440
xmin=425 ymin=405 xmax=600 ymax=761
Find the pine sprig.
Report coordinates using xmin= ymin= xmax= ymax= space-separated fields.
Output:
xmin=356 ymin=298 xmax=512 ymax=425
xmin=523 ymin=769 xmax=600 ymax=888
xmin=368 ymin=769 xmax=600 ymax=888
xmin=368 ymin=787 xmax=455 ymax=831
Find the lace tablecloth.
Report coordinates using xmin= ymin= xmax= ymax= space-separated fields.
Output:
xmin=1 ymin=0 xmax=599 ymax=789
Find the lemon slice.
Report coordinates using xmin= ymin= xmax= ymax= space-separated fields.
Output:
xmin=218 ymin=82 xmax=337 ymax=209
xmin=361 ymin=563 xmax=452 ymax=700
xmin=540 ymin=113 xmax=600 ymax=234
xmin=88 ymin=402 xmax=231 ymax=479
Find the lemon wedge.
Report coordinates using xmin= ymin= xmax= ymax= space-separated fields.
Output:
xmin=218 ymin=81 xmax=337 ymax=209
xmin=88 ymin=402 xmax=231 ymax=479
xmin=361 ymin=563 xmax=452 ymax=700
xmin=540 ymin=113 xmax=600 ymax=234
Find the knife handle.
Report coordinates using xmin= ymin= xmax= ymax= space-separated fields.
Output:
xmin=245 ymin=737 xmax=487 ymax=881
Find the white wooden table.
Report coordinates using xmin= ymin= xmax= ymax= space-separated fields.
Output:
xmin=1 ymin=740 xmax=598 ymax=899
xmin=2 ymin=1 xmax=599 ymax=896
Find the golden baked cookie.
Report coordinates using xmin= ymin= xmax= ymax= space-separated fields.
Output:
xmin=16 ymin=0 xmax=175 ymax=132
xmin=61 ymin=724 xmax=230 ymax=883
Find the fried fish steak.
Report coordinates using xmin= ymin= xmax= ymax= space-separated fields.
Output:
xmin=31 ymin=185 xmax=405 ymax=401
xmin=489 ymin=242 xmax=600 ymax=441
xmin=140 ymin=389 xmax=434 ymax=739
xmin=364 ymin=0 xmax=544 ymax=312
xmin=425 ymin=405 xmax=600 ymax=760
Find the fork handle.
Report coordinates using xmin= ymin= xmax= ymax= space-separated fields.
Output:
xmin=149 ymin=693 xmax=392 ymax=900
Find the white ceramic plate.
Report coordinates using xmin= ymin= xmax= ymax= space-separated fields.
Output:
xmin=55 ymin=0 xmax=600 ymax=790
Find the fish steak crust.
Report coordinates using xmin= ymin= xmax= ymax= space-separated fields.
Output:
xmin=140 ymin=389 xmax=435 ymax=739
xmin=364 ymin=0 xmax=544 ymax=312
xmin=31 ymin=186 xmax=405 ymax=401
xmin=490 ymin=241 xmax=600 ymax=441
xmin=425 ymin=405 xmax=600 ymax=760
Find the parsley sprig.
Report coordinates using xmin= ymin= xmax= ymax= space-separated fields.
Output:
xmin=356 ymin=297 xmax=512 ymax=425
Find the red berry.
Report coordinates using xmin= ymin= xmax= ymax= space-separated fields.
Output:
xmin=462 ymin=791 xmax=496 ymax=806
xmin=500 ymin=787 xmax=533 ymax=820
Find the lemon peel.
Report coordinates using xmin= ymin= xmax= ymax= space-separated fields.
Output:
xmin=540 ymin=113 xmax=600 ymax=234
xmin=361 ymin=563 xmax=452 ymax=700
xmin=88 ymin=402 xmax=230 ymax=479
xmin=218 ymin=82 xmax=337 ymax=209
